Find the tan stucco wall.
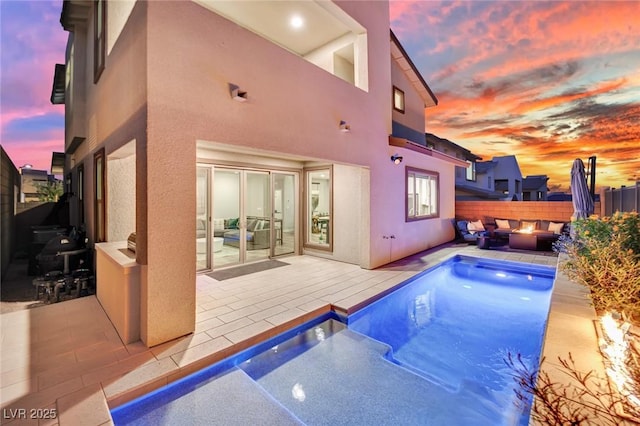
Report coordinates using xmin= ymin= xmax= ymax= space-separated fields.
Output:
xmin=145 ymin=0 xmax=456 ymax=270
xmin=68 ymin=0 xmax=459 ymax=347
xmin=68 ymin=1 xmax=148 ymax=246
xmin=390 ymin=53 xmax=426 ymax=134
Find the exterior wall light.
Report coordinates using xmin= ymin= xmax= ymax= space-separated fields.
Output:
xmin=229 ymin=83 xmax=247 ymax=102
xmin=339 ymin=120 xmax=350 ymax=132
xmin=391 ymin=154 xmax=403 ymax=164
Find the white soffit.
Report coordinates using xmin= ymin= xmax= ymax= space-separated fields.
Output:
xmin=390 ymin=38 xmax=437 ymax=108
xmin=195 ymin=0 xmax=354 ymax=56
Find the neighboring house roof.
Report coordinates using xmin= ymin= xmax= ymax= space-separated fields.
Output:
xmin=491 ymin=155 xmax=523 ymax=181
xmin=425 ymin=133 xmax=481 ymax=162
xmin=476 ymin=161 xmax=497 ymax=173
xmin=523 ymin=175 xmax=549 ymax=191
xmin=455 ymin=184 xmax=507 ymax=199
xmin=547 ymin=193 xmax=573 ymax=201
xmin=390 ymin=30 xmax=437 ymax=107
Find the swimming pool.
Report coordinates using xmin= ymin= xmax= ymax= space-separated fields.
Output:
xmin=111 ymin=255 xmax=555 ymax=425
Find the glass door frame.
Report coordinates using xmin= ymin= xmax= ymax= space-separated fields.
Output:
xmin=271 ymin=171 xmax=298 ymax=258
xmin=197 ymin=164 xmax=300 ymax=271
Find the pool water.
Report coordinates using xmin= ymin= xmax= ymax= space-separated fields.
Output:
xmin=111 ymin=255 xmax=555 ymax=425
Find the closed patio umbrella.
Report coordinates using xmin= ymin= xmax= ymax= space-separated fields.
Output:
xmin=571 ymin=158 xmax=594 ymax=220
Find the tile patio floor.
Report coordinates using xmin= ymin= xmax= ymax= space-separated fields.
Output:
xmin=0 ymin=243 xmax=602 ymax=425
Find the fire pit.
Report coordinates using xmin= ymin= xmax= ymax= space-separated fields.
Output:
xmin=509 ymin=231 xmax=538 ymax=250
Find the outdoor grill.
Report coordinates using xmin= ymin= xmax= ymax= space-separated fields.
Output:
xmin=31 ymin=227 xmax=93 ymax=303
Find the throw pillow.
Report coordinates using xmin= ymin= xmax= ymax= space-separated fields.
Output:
xmin=467 ymin=220 xmax=485 ymax=232
xmin=227 ymin=218 xmax=239 ymax=229
xmin=213 ymin=219 xmax=224 ymax=231
xmin=520 ymin=220 xmax=537 ymax=231
xmin=549 ymin=222 xmax=565 ymax=234
xmin=246 ymin=219 xmax=258 ymax=231
xmin=495 ymin=219 xmax=511 ymax=229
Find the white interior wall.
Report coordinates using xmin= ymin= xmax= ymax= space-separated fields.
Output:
xmin=213 ymin=170 xmax=239 ymax=219
xmin=246 ymin=173 xmax=269 ymax=218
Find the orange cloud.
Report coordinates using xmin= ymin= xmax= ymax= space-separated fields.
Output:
xmin=392 ymin=1 xmax=640 ymax=191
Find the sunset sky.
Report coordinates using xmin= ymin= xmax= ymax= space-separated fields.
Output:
xmin=1 ymin=1 xmax=639 ymax=192
xmin=390 ymin=0 xmax=640 ymax=191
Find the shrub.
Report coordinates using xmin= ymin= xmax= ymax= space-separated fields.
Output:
xmin=554 ymin=212 xmax=640 ymax=321
xmin=506 ymin=353 xmax=639 ymax=425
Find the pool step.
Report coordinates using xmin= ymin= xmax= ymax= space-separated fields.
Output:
xmin=111 ymin=368 xmax=304 ymax=425
xmin=246 ymin=328 xmax=509 ymax=425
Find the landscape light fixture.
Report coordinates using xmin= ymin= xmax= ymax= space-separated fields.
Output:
xmin=391 ymin=154 xmax=403 ymax=164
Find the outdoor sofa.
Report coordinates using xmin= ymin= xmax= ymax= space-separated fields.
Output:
xmin=491 ymin=218 xmax=569 ymax=242
xmin=455 ymin=218 xmax=569 ymax=249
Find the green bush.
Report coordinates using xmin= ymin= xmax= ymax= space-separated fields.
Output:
xmin=555 ymin=212 xmax=640 ymax=321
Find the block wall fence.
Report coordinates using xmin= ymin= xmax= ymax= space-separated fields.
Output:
xmin=455 ymin=200 xmax=603 ymax=224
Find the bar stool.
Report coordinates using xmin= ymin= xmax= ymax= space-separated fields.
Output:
xmin=33 ymin=271 xmax=64 ymax=302
xmin=71 ymin=268 xmax=92 ymax=297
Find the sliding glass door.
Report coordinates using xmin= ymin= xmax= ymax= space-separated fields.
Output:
xmin=197 ymin=165 xmax=297 ymax=271
xmin=211 ymin=169 xmax=242 ymax=268
xmin=244 ymin=171 xmax=271 ymax=263
xmin=196 ymin=167 xmax=211 ymax=270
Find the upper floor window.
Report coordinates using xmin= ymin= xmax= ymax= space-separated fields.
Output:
xmin=393 ymin=86 xmax=405 ymax=113
xmin=406 ymin=167 xmax=439 ymax=221
xmin=465 ymin=161 xmax=476 ymax=181
xmin=94 ymin=0 xmax=106 ymax=82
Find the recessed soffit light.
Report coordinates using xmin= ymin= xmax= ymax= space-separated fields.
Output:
xmin=290 ymin=14 xmax=304 ymax=29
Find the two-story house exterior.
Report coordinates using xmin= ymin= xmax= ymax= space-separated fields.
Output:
xmin=477 ymin=155 xmax=524 ymax=201
xmin=52 ymin=0 xmax=466 ymax=347
xmin=522 ymin=175 xmax=549 ymax=201
xmin=426 ymin=133 xmax=506 ymax=200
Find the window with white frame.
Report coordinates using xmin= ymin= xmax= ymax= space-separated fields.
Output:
xmin=406 ymin=167 xmax=439 ymax=220
xmin=465 ymin=161 xmax=476 ymax=181
xmin=393 ymin=86 xmax=405 ymax=113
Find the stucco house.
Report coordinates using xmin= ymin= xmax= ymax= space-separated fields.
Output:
xmin=425 ymin=133 xmax=505 ymax=200
xmin=523 ymin=175 xmax=549 ymax=201
xmin=475 ymin=155 xmax=524 ymax=201
xmin=51 ymin=0 xmax=466 ymax=347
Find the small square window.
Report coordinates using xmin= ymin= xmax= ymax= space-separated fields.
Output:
xmin=393 ymin=86 xmax=405 ymax=113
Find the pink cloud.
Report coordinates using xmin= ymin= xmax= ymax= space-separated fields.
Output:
xmin=1 ymin=0 xmax=66 ymax=172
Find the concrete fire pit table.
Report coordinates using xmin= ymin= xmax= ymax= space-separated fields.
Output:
xmin=509 ymin=232 xmax=538 ymax=251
